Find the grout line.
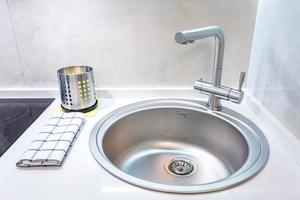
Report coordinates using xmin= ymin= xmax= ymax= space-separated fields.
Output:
xmin=5 ymin=0 xmax=26 ymax=85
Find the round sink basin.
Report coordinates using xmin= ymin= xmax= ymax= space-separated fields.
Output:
xmin=90 ymin=99 xmax=269 ymax=193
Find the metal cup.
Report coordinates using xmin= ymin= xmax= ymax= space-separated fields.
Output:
xmin=57 ymin=66 xmax=97 ymax=112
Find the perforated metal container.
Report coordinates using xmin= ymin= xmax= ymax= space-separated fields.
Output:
xmin=57 ymin=66 xmax=97 ymax=112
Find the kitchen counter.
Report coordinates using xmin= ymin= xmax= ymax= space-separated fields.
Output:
xmin=1 ymin=92 xmax=300 ymax=200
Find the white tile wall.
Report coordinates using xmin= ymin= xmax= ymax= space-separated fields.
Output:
xmin=247 ymin=0 xmax=300 ymax=139
xmin=1 ymin=0 xmax=257 ymax=89
xmin=0 ymin=0 xmax=24 ymax=87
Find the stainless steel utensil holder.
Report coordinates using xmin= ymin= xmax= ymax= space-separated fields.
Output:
xmin=57 ymin=66 xmax=97 ymax=112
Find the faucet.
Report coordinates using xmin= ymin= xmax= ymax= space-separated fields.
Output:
xmin=175 ymin=26 xmax=245 ymax=111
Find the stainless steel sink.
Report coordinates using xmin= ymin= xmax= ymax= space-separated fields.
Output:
xmin=90 ymin=99 xmax=269 ymax=193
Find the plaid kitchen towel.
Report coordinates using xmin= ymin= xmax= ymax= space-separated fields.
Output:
xmin=16 ymin=112 xmax=85 ymax=167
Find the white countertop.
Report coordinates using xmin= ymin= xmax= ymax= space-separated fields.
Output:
xmin=1 ymin=96 xmax=300 ymax=200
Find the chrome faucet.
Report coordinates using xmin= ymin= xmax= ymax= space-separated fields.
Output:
xmin=175 ymin=26 xmax=245 ymax=111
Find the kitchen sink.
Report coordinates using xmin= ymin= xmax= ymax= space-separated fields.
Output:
xmin=89 ymin=99 xmax=269 ymax=193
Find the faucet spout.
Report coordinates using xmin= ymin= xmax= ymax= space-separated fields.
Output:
xmin=175 ymin=26 xmax=224 ymax=46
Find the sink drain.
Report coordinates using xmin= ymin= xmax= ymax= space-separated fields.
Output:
xmin=165 ymin=157 xmax=197 ymax=177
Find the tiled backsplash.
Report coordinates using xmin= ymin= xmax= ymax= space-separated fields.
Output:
xmin=247 ymin=0 xmax=300 ymax=140
xmin=0 ymin=0 xmax=257 ymax=89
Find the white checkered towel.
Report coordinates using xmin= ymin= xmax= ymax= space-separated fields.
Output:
xmin=16 ymin=112 xmax=85 ymax=167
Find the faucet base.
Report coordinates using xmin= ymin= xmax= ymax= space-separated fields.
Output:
xmin=207 ymin=94 xmax=222 ymax=111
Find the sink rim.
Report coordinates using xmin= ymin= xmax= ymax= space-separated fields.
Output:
xmin=90 ymin=99 xmax=269 ymax=193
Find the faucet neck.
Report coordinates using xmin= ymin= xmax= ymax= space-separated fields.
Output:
xmin=209 ymin=34 xmax=224 ymax=111
xmin=212 ymin=35 xmax=224 ymax=87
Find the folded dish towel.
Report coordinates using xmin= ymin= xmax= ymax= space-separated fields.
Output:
xmin=16 ymin=112 xmax=85 ymax=167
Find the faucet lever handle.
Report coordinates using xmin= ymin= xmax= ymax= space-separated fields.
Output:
xmin=238 ymin=72 xmax=246 ymax=91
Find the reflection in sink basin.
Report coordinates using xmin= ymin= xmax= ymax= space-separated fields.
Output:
xmin=90 ymin=99 xmax=269 ymax=193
